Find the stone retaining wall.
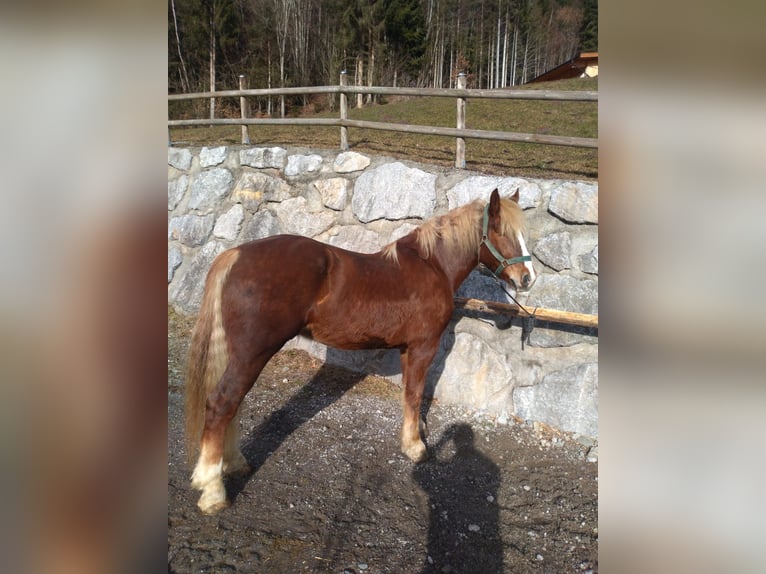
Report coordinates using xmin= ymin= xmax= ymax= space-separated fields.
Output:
xmin=168 ymin=146 xmax=598 ymax=438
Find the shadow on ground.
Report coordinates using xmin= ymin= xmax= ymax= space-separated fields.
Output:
xmin=227 ymin=363 xmax=364 ymax=503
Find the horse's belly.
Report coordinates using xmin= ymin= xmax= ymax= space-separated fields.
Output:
xmin=302 ymin=301 xmax=413 ymax=350
xmin=302 ymin=321 xmax=399 ymax=351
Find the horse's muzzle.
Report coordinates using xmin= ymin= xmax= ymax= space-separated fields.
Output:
xmin=521 ymin=273 xmax=532 ymax=290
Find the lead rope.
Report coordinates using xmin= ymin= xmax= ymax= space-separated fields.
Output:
xmin=494 ymin=276 xmax=537 ymax=350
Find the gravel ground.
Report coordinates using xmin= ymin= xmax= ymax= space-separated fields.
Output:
xmin=168 ymin=309 xmax=598 ymax=573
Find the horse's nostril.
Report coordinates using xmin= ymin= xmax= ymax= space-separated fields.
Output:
xmin=522 ymin=274 xmax=531 ymax=288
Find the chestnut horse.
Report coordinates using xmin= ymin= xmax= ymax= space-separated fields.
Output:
xmin=185 ymin=188 xmax=536 ymax=513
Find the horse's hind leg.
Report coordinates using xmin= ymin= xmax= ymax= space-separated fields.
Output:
xmin=192 ymin=352 xmax=273 ymax=514
xmin=400 ymin=341 xmax=439 ymax=463
xmin=222 ymin=405 xmax=249 ymax=475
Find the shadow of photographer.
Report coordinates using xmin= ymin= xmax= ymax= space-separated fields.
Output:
xmin=413 ymin=423 xmax=503 ymax=573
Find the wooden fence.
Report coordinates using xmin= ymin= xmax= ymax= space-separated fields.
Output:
xmin=168 ymin=72 xmax=598 ymax=169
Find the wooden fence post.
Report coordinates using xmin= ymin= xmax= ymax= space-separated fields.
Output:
xmin=455 ymin=72 xmax=466 ymax=169
xmin=355 ymin=58 xmax=364 ymax=109
xmin=339 ymin=71 xmax=349 ymax=151
xmin=239 ymin=74 xmax=250 ymax=145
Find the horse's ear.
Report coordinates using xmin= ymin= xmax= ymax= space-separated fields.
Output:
xmin=509 ymin=187 xmax=520 ymax=203
xmin=488 ymin=188 xmax=501 ymax=217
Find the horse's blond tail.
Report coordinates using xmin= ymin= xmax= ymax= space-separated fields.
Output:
xmin=184 ymin=248 xmax=240 ymax=464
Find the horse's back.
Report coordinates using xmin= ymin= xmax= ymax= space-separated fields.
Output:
xmin=225 ymin=234 xmax=331 ymax=298
xmin=234 ymin=234 xmax=329 ymax=269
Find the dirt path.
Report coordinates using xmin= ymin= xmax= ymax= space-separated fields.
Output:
xmin=168 ymin=309 xmax=598 ymax=573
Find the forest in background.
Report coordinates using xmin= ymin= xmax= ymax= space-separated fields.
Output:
xmin=169 ymin=0 xmax=597 ymax=114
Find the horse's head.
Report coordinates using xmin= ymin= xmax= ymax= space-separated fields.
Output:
xmin=479 ymin=188 xmax=537 ymax=292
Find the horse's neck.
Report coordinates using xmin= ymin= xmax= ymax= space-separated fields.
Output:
xmin=430 ymin=240 xmax=479 ymax=294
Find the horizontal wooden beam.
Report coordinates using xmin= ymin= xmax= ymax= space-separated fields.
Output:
xmin=168 ymin=85 xmax=598 ymax=102
xmin=339 ymin=86 xmax=598 ymax=101
xmin=454 ymin=297 xmax=598 ymax=329
xmin=342 ymin=119 xmax=598 ymax=148
xmin=168 ymin=117 xmax=341 ymax=127
xmin=168 ymin=117 xmax=597 ymax=149
xmin=168 ymin=86 xmax=341 ymax=100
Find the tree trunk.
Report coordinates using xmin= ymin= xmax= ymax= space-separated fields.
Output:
xmin=477 ymin=0 xmax=485 ymax=88
xmin=280 ymin=50 xmax=286 ymax=118
xmin=495 ymin=2 xmax=501 ymax=88
xmin=449 ymin=46 xmax=454 ymax=88
xmin=170 ymin=0 xmax=189 ymax=93
xmin=522 ymin=34 xmax=529 ymax=84
xmin=366 ymin=27 xmax=374 ymax=105
xmin=273 ymin=0 xmax=292 ymax=118
xmin=501 ymin=7 xmax=509 ymax=87
xmin=356 ymin=56 xmax=363 ymax=108
xmin=488 ymin=36 xmax=494 ymax=89
xmin=209 ymin=0 xmax=216 ymax=121
xmin=267 ymin=42 xmax=272 ymax=116
xmin=511 ymin=23 xmax=518 ymax=86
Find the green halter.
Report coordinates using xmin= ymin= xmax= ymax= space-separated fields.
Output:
xmin=481 ymin=203 xmax=531 ymax=277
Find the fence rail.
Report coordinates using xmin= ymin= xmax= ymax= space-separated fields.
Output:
xmin=167 ymin=85 xmax=598 ymax=102
xmin=168 ymin=72 xmax=598 ymax=168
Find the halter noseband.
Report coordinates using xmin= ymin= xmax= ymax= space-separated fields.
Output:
xmin=481 ymin=203 xmax=531 ymax=277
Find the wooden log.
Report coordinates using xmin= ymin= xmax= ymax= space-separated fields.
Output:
xmin=454 ymin=297 xmax=598 ymax=329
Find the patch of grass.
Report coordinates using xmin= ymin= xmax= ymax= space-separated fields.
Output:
xmin=169 ymin=77 xmax=597 ymax=180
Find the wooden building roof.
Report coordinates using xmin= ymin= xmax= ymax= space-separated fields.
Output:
xmin=528 ymin=52 xmax=598 ymax=83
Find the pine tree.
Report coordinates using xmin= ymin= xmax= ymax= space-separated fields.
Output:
xmin=579 ymin=0 xmax=597 ymax=51
xmin=383 ymin=0 xmax=427 ymax=84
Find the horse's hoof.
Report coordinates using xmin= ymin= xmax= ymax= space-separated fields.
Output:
xmin=402 ymin=441 xmax=429 ymax=463
xmin=198 ymin=498 xmax=230 ymax=515
xmin=196 ymin=478 xmax=228 ymax=514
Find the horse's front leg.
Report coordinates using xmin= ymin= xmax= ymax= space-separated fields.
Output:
xmin=399 ymin=342 xmax=439 ymax=463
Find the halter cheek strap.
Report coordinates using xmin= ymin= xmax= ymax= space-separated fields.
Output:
xmin=481 ymin=203 xmax=531 ymax=277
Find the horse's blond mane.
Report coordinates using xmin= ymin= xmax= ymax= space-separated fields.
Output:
xmin=383 ymin=197 xmax=526 ymax=264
